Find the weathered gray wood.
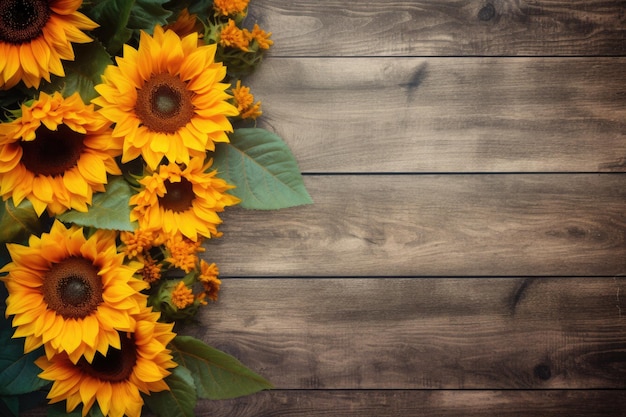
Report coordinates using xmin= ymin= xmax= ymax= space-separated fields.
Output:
xmin=198 ymin=390 xmax=626 ymax=417
xmin=246 ymin=57 xmax=626 ymax=173
xmin=190 ymin=277 xmax=626 ymax=389
xmin=248 ymin=0 xmax=626 ymax=56
xmin=205 ymin=174 xmax=626 ymax=277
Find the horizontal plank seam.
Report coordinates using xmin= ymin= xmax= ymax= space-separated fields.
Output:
xmin=301 ymin=172 xmax=626 ymax=176
xmin=262 ymin=388 xmax=626 ymax=392
xmin=219 ymin=275 xmax=626 ymax=279
xmin=267 ymin=55 xmax=626 ymax=59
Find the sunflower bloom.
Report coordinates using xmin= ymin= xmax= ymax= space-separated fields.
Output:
xmin=129 ymin=157 xmax=240 ymax=241
xmin=219 ymin=19 xmax=250 ymax=51
xmin=164 ymin=8 xmax=203 ymax=40
xmin=120 ymin=229 xmax=162 ymax=259
xmin=36 ymin=306 xmax=177 ymax=417
xmin=0 ymin=91 xmax=123 ymax=216
xmin=170 ymin=281 xmax=194 ymax=309
xmin=0 ymin=221 xmax=148 ymax=363
xmin=0 ymin=0 xmax=98 ymax=89
xmin=138 ymin=253 xmax=162 ymax=285
xmin=214 ymin=0 xmax=249 ymax=16
xmin=198 ymin=260 xmax=221 ymax=301
xmin=247 ymin=24 xmax=273 ymax=50
xmin=93 ymin=25 xmax=239 ymax=169
xmin=164 ymin=234 xmax=205 ymax=273
xmin=232 ymin=80 xmax=262 ymax=120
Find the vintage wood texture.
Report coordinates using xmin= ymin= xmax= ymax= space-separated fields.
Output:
xmin=191 ymin=0 xmax=626 ymax=415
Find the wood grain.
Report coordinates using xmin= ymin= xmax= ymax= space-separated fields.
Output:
xmin=246 ymin=57 xmax=626 ymax=173
xmin=189 ymin=277 xmax=626 ymax=390
xmin=199 ymin=390 xmax=626 ymax=417
xmin=205 ymin=174 xmax=626 ymax=277
xmin=248 ymin=0 xmax=626 ymax=56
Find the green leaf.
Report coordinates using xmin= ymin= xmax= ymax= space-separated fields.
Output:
xmin=143 ymin=365 xmax=197 ymax=417
xmin=57 ymin=177 xmax=135 ymax=231
xmin=52 ymin=42 xmax=113 ymax=102
xmin=213 ymin=128 xmax=312 ymax=210
xmin=0 ymin=199 xmax=40 ymax=244
xmin=82 ymin=0 xmax=134 ymax=55
xmin=0 ymin=329 xmax=48 ymax=396
xmin=127 ymin=0 xmax=172 ymax=32
xmin=171 ymin=335 xmax=273 ymax=400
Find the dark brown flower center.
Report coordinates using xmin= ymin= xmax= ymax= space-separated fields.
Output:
xmin=158 ymin=177 xmax=194 ymax=212
xmin=77 ymin=333 xmax=137 ymax=382
xmin=20 ymin=124 xmax=86 ymax=177
xmin=43 ymin=257 xmax=103 ymax=319
xmin=135 ymin=72 xmax=195 ymax=133
xmin=0 ymin=0 xmax=50 ymax=44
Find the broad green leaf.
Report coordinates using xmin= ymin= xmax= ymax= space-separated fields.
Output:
xmin=82 ymin=0 xmax=134 ymax=55
xmin=54 ymin=42 xmax=113 ymax=102
xmin=171 ymin=335 xmax=273 ymax=400
xmin=0 ymin=329 xmax=48 ymax=396
xmin=143 ymin=365 xmax=197 ymax=417
xmin=213 ymin=128 xmax=312 ymax=210
xmin=58 ymin=177 xmax=135 ymax=231
xmin=164 ymin=0 xmax=214 ymax=18
xmin=127 ymin=0 xmax=172 ymax=32
xmin=0 ymin=199 xmax=40 ymax=244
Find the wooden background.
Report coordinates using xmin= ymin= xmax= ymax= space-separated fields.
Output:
xmin=25 ymin=0 xmax=626 ymax=416
xmin=190 ymin=0 xmax=626 ymax=415
xmin=196 ymin=0 xmax=626 ymax=415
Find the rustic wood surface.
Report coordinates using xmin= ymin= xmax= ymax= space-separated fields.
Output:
xmin=194 ymin=0 xmax=626 ymax=415
xmin=21 ymin=0 xmax=626 ymax=416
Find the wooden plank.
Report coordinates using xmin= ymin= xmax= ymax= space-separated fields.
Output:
xmin=22 ymin=390 xmax=626 ymax=417
xmin=247 ymin=57 xmax=626 ymax=173
xmin=198 ymin=390 xmax=626 ymax=417
xmin=248 ymin=0 xmax=626 ymax=56
xmin=205 ymin=174 xmax=626 ymax=277
xmin=190 ymin=277 xmax=626 ymax=389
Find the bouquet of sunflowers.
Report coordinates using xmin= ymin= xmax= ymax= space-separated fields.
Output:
xmin=0 ymin=0 xmax=312 ymax=416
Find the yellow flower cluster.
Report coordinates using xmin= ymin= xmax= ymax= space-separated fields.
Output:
xmin=0 ymin=221 xmax=177 ymax=417
xmin=0 ymin=0 xmax=277 ymax=415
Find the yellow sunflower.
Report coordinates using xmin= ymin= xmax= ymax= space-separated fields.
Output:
xmin=36 ymin=306 xmax=177 ymax=417
xmin=0 ymin=91 xmax=123 ymax=216
xmin=0 ymin=220 xmax=149 ymax=363
xmin=93 ymin=25 xmax=239 ymax=169
xmin=0 ymin=0 xmax=98 ymax=89
xmin=213 ymin=0 xmax=250 ymax=16
xmin=129 ymin=157 xmax=240 ymax=241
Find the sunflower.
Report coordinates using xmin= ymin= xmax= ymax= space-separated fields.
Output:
xmin=129 ymin=157 xmax=240 ymax=241
xmin=213 ymin=0 xmax=250 ymax=16
xmin=93 ymin=25 xmax=239 ymax=170
xmin=35 ymin=306 xmax=177 ymax=417
xmin=0 ymin=91 xmax=123 ymax=216
xmin=0 ymin=0 xmax=98 ymax=89
xmin=0 ymin=220 xmax=149 ymax=363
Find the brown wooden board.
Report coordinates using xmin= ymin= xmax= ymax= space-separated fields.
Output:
xmin=205 ymin=174 xmax=626 ymax=277
xmin=200 ymin=390 xmax=626 ymax=417
xmin=247 ymin=57 xmax=626 ymax=173
xmin=248 ymin=0 xmax=626 ymax=56
xmin=189 ymin=277 xmax=626 ymax=389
